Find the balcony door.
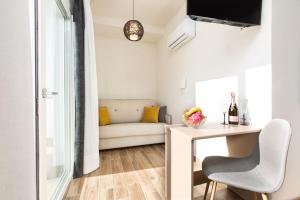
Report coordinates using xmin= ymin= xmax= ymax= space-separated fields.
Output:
xmin=39 ymin=0 xmax=74 ymax=199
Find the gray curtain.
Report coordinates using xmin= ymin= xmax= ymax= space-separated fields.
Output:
xmin=73 ymin=0 xmax=85 ymax=178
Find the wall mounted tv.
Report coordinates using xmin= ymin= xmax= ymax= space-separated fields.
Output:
xmin=187 ymin=0 xmax=262 ymax=27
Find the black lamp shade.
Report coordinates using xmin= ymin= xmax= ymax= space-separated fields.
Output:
xmin=123 ymin=20 xmax=144 ymax=41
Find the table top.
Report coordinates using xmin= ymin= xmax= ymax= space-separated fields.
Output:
xmin=170 ymin=122 xmax=261 ymax=141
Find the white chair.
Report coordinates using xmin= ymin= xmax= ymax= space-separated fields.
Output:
xmin=202 ymin=119 xmax=292 ymax=200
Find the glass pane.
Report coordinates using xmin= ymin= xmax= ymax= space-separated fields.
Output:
xmin=44 ymin=0 xmax=66 ymax=199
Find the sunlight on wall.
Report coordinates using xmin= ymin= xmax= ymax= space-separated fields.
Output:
xmin=195 ymin=76 xmax=239 ymax=122
xmin=246 ymin=65 xmax=272 ymax=126
xmin=195 ymin=76 xmax=239 ymax=160
xmin=194 ymin=137 xmax=229 ymax=161
xmin=194 ymin=66 xmax=272 ymax=160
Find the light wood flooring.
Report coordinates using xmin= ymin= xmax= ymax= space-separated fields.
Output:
xmin=64 ymin=144 xmax=242 ymax=200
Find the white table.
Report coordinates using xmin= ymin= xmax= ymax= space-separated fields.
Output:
xmin=165 ymin=123 xmax=261 ymax=200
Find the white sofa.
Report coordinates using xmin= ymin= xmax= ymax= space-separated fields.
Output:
xmin=99 ymin=99 xmax=167 ymax=150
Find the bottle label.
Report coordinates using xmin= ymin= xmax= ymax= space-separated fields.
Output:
xmin=229 ymin=116 xmax=238 ymax=122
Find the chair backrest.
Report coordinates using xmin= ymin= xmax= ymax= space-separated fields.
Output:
xmin=99 ymin=99 xmax=157 ymax=123
xmin=258 ymin=119 xmax=292 ymax=192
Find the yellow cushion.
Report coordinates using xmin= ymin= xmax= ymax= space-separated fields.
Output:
xmin=142 ymin=106 xmax=160 ymax=123
xmin=99 ymin=106 xmax=111 ymax=126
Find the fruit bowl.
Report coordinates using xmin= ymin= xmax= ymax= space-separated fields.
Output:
xmin=182 ymin=107 xmax=207 ymax=129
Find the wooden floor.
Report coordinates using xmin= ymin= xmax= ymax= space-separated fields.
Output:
xmin=64 ymin=144 xmax=242 ymax=200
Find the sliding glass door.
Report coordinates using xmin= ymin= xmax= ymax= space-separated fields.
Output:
xmin=39 ymin=0 xmax=73 ymax=199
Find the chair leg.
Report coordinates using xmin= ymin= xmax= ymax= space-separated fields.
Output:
xmin=261 ymin=193 xmax=269 ymax=200
xmin=210 ymin=181 xmax=218 ymax=200
xmin=203 ymin=181 xmax=210 ymax=200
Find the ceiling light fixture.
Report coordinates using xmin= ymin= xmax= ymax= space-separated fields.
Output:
xmin=123 ymin=0 xmax=144 ymax=41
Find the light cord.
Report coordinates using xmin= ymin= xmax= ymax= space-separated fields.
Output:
xmin=133 ymin=0 xmax=135 ymax=19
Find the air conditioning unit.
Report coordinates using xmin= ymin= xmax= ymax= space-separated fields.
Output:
xmin=167 ymin=18 xmax=196 ymax=50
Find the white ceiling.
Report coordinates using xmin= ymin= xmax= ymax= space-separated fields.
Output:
xmin=91 ymin=0 xmax=184 ymax=27
xmin=91 ymin=0 xmax=185 ymax=42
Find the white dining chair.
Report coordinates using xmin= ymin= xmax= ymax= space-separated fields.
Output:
xmin=202 ymin=119 xmax=292 ymax=200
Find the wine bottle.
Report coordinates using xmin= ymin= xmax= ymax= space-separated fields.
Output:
xmin=228 ymin=92 xmax=239 ymax=125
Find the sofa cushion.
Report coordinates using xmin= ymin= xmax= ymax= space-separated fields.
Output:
xmin=142 ymin=106 xmax=160 ymax=123
xmin=99 ymin=123 xmax=165 ymax=139
xmin=99 ymin=106 xmax=111 ymax=126
xmin=99 ymin=99 xmax=157 ymax=123
xmin=158 ymin=106 xmax=167 ymax=123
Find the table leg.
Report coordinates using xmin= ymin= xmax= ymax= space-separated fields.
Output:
xmin=165 ymin=127 xmax=171 ymax=200
xmin=171 ymin=130 xmax=193 ymax=200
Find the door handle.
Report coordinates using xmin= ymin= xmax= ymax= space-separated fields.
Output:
xmin=42 ymin=88 xmax=59 ymax=99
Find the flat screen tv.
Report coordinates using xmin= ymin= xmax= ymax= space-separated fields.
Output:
xmin=187 ymin=0 xmax=262 ymax=27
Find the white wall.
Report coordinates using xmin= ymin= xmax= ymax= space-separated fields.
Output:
xmin=272 ymin=0 xmax=300 ymax=199
xmin=156 ymin=0 xmax=271 ymax=123
xmin=0 ymin=0 xmax=36 ymax=199
xmin=95 ymin=36 xmax=157 ymax=100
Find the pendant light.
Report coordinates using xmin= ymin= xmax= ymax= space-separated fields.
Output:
xmin=123 ymin=0 xmax=144 ymax=41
